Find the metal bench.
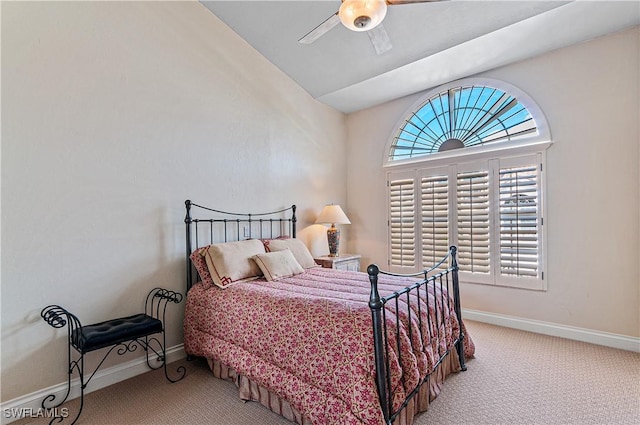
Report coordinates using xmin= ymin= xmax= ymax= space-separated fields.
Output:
xmin=40 ymin=288 xmax=186 ymax=424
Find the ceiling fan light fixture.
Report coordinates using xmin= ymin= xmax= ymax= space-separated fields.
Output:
xmin=339 ymin=0 xmax=388 ymax=32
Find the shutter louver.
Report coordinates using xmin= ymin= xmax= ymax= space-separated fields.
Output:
xmin=389 ymin=178 xmax=416 ymax=267
xmin=457 ymin=170 xmax=490 ymax=273
xmin=499 ymin=164 xmax=539 ymax=278
xmin=421 ymin=175 xmax=449 ymax=269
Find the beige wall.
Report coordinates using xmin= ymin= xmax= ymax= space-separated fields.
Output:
xmin=1 ymin=2 xmax=346 ymax=401
xmin=346 ymin=27 xmax=640 ymax=338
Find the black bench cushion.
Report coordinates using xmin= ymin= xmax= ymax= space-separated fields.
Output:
xmin=72 ymin=314 xmax=163 ymax=353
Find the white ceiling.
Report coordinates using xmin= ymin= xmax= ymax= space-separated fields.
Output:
xmin=200 ymin=1 xmax=640 ymax=113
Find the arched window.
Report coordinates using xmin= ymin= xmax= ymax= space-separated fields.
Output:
xmin=385 ymin=78 xmax=552 ymax=291
xmin=386 ymin=78 xmax=550 ymax=165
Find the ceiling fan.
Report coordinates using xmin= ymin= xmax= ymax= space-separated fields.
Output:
xmin=298 ymin=0 xmax=443 ymax=55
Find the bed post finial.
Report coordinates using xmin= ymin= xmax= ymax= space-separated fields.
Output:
xmin=185 ymin=200 xmax=192 ymax=221
xmin=367 ymin=264 xmax=390 ymax=423
xmin=291 ymin=205 xmax=297 ymax=238
xmin=367 ymin=264 xmax=380 ymax=306
xmin=450 ymin=245 xmax=458 ymax=269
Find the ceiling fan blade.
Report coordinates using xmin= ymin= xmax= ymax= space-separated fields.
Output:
xmin=298 ymin=12 xmax=340 ymax=44
xmin=387 ymin=0 xmax=444 ymax=4
xmin=367 ymin=23 xmax=392 ymax=55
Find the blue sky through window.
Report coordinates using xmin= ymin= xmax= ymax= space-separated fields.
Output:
xmin=390 ymin=85 xmax=537 ymax=161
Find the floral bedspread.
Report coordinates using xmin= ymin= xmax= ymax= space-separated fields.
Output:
xmin=184 ymin=267 xmax=474 ymax=425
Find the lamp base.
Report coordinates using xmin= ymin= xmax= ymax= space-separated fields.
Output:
xmin=327 ymin=226 xmax=340 ymax=257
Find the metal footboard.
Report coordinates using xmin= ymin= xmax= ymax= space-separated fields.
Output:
xmin=367 ymin=246 xmax=466 ymax=424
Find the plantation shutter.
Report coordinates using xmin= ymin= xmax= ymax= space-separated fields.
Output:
xmin=498 ymin=157 xmax=541 ymax=279
xmin=456 ymin=169 xmax=490 ymax=274
xmin=388 ymin=174 xmax=416 ymax=268
xmin=386 ymin=153 xmax=545 ymax=289
xmin=421 ymin=173 xmax=449 ymax=269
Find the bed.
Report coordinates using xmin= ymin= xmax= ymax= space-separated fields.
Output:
xmin=182 ymin=200 xmax=474 ymax=425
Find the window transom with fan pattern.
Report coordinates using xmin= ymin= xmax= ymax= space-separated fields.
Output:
xmin=386 ymin=78 xmax=550 ymax=165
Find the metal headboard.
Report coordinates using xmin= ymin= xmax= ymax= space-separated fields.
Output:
xmin=184 ymin=200 xmax=297 ymax=292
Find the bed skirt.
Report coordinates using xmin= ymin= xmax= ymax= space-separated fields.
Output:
xmin=206 ymin=349 xmax=462 ymax=425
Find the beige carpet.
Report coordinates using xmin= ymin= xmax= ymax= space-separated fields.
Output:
xmin=13 ymin=321 xmax=640 ymax=425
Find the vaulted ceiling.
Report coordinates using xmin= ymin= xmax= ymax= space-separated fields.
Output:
xmin=201 ymin=1 xmax=640 ymax=113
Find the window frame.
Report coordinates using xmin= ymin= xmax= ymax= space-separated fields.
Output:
xmin=384 ymin=78 xmax=551 ymax=291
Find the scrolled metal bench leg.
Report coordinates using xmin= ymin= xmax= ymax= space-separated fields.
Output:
xmin=139 ymin=334 xmax=186 ymax=383
xmin=145 ymin=287 xmax=186 ymax=383
xmin=40 ymin=305 xmax=85 ymax=425
xmin=43 ymin=355 xmax=86 ymax=425
xmin=65 ymin=355 xmax=86 ymax=425
xmin=160 ymin=331 xmax=186 ymax=383
xmin=40 ymin=362 xmax=71 ymax=411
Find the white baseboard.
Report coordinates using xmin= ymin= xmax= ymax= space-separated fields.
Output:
xmin=0 ymin=344 xmax=186 ymax=424
xmin=462 ymin=309 xmax=640 ymax=353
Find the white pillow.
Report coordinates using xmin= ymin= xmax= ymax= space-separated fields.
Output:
xmin=253 ymin=249 xmax=305 ymax=281
xmin=203 ymin=239 xmax=265 ymax=288
xmin=265 ymin=238 xmax=317 ymax=269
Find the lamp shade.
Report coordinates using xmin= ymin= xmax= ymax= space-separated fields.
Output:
xmin=338 ymin=0 xmax=387 ymax=32
xmin=315 ymin=204 xmax=351 ymax=225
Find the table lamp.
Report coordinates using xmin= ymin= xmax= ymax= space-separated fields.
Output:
xmin=315 ymin=204 xmax=351 ymax=257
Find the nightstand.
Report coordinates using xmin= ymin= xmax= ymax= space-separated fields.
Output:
xmin=315 ymin=254 xmax=361 ymax=272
